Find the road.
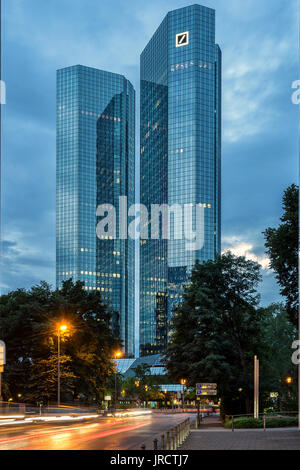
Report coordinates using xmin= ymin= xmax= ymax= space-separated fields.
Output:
xmin=0 ymin=412 xmax=193 ymax=450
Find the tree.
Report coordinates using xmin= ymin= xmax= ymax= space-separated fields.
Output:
xmin=26 ymin=345 xmax=76 ymax=404
xmin=0 ymin=280 xmax=121 ymax=403
xmin=166 ymin=253 xmax=264 ymax=416
xmin=126 ymin=364 xmax=162 ymax=405
xmin=263 ymin=184 xmax=299 ymax=327
xmin=259 ymin=303 xmax=297 ymax=411
xmin=121 ymin=376 xmax=139 ymax=401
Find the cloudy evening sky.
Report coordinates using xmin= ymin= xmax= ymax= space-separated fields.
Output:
xmin=1 ymin=0 xmax=299 ymax=307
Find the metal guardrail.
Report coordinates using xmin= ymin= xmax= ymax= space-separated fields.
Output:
xmin=140 ymin=418 xmax=191 ymax=450
xmin=226 ymin=411 xmax=298 ymax=432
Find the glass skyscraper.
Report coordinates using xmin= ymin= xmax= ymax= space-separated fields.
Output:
xmin=140 ymin=5 xmax=221 ymax=356
xmin=56 ymin=65 xmax=135 ymax=357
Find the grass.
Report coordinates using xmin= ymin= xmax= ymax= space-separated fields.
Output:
xmin=225 ymin=416 xmax=298 ymax=429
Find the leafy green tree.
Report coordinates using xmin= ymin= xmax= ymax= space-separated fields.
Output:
xmin=27 ymin=346 xmax=76 ymax=404
xmin=263 ymin=184 xmax=299 ymax=327
xmin=122 ymin=376 xmax=139 ymax=400
xmin=0 ymin=280 xmax=121 ymax=403
xmin=259 ymin=303 xmax=297 ymax=411
xmin=127 ymin=364 xmax=162 ymax=405
xmin=166 ymin=253 xmax=264 ymax=416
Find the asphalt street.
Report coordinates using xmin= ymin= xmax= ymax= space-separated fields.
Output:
xmin=0 ymin=412 xmax=193 ymax=450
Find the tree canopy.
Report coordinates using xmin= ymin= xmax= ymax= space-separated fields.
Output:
xmin=0 ymin=279 xmax=121 ymax=404
xmin=264 ymin=184 xmax=299 ymax=327
xmin=165 ymin=252 xmax=298 ymax=416
xmin=166 ymin=253 xmax=265 ymax=415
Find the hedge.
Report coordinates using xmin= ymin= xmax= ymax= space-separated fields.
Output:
xmin=225 ymin=416 xmax=298 ymax=429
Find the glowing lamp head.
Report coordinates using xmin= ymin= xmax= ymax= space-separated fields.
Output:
xmin=285 ymin=376 xmax=293 ymax=384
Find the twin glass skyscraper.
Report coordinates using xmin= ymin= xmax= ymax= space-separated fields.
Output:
xmin=56 ymin=66 xmax=135 ymax=357
xmin=56 ymin=4 xmax=221 ymax=358
xmin=140 ymin=5 xmax=221 ymax=355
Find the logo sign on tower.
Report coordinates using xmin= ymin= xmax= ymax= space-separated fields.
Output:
xmin=176 ymin=31 xmax=189 ymax=48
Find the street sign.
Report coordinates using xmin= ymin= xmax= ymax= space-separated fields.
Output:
xmin=0 ymin=341 xmax=6 ymax=366
xmin=105 ymin=396 xmax=112 ymax=401
xmin=196 ymin=383 xmax=217 ymax=389
xmin=196 ymin=390 xmax=217 ymax=396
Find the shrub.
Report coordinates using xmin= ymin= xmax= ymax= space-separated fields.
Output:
xmin=225 ymin=417 xmax=262 ymax=429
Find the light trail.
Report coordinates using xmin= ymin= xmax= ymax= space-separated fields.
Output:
xmin=0 ymin=414 xmax=99 ymax=426
xmin=0 ymin=419 xmax=129 ymax=446
xmin=13 ymin=421 xmax=150 ymax=450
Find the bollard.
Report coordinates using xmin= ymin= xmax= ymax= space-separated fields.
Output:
xmin=153 ymin=438 xmax=158 ymax=450
xmin=166 ymin=431 xmax=170 ymax=450
xmin=161 ymin=434 xmax=165 ymax=450
xmin=141 ymin=444 xmax=146 ymax=450
xmin=232 ymin=416 xmax=234 ymax=432
xmin=171 ymin=428 xmax=175 ymax=450
xmin=263 ymin=414 xmax=266 ymax=431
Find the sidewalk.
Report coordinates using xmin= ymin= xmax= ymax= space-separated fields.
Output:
xmin=180 ymin=415 xmax=300 ymax=450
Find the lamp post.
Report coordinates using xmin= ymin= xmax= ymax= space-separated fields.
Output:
xmin=0 ymin=341 xmax=6 ymax=403
xmin=285 ymin=376 xmax=293 ymax=399
xmin=164 ymin=389 xmax=167 ymax=409
xmin=254 ymin=356 xmax=259 ymax=419
xmin=181 ymin=379 xmax=187 ymax=411
xmin=57 ymin=324 xmax=68 ymax=407
xmin=114 ymin=351 xmax=122 ymax=412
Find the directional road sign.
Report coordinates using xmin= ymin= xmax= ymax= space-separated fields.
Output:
xmin=196 ymin=383 xmax=217 ymax=390
xmin=196 ymin=390 xmax=217 ymax=396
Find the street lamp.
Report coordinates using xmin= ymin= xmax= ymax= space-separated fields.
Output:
xmin=57 ymin=323 xmax=68 ymax=407
xmin=114 ymin=351 xmax=122 ymax=412
xmin=164 ymin=389 xmax=168 ymax=409
xmin=285 ymin=376 xmax=293 ymax=384
xmin=181 ymin=379 xmax=187 ymax=411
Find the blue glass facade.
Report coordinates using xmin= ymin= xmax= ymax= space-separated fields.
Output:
xmin=56 ymin=65 xmax=135 ymax=357
xmin=140 ymin=5 xmax=221 ymax=356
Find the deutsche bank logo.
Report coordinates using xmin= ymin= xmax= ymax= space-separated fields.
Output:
xmin=176 ymin=31 xmax=189 ymax=47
